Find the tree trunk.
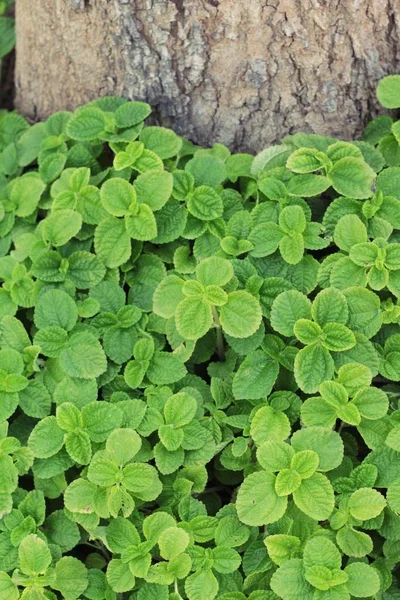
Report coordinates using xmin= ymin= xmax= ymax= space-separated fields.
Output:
xmin=15 ymin=0 xmax=400 ymax=152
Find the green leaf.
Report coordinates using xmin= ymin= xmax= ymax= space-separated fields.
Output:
xmin=377 ymin=74 xmax=400 ymax=108
xmin=185 ymin=569 xmax=219 ymax=600
xmin=67 ymin=106 xmax=106 ymax=141
xmin=19 ymin=534 xmax=52 ymax=575
xmin=294 ymin=344 xmax=335 ymax=393
xmin=250 ymin=406 xmax=291 ymax=446
xmin=94 ymin=216 xmax=131 ymax=268
xmin=67 ymin=251 xmax=106 ymax=289
xmin=139 ymin=126 xmax=182 ymax=159
xmin=175 ymin=297 xmax=213 ymax=340
xmin=291 ymin=427 xmax=343 ymax=472
xmin=293 ymin=319 xmax=322 ymax=345
xmin=65 ymin=429 xmax=92 ymax=464
xmin=11 ymin=175 xmax=46 ymax=217
xmin=0 ymin=572 xmax=18 ymax=600
xmin=53 ymin=556 xmax=88 ymax=599
xmin=352 ymin=387 xmax=388 ymax=420
xmin=321 ymin=323 xmax=356 ymax=352
xmin=106 ymin=428 xmax=141 ymax=464
xmin=275 ymin=469 xmax=302 ymax=496
xmin=312 ymin=287 xmax=349 ymax=327
xmin=82 ymin=401 xmax=123 ymax=442
xmin=164 ymin=392 xmax=197 ymax=427
xmin=28 ymin=416 xmax=64 ymax=458
xmin=271 ymin=290 xmax=312 ymax=337
xmin=212 ymin=546 xmax=241 ymax=573
xmin=344 ymin=562 xmax=380 ymax=598
xmin=219 ymin=291 xmax=262 ymax=338
xmin=279 ymin=233 xmax=304 ymax=265
xmin=122 ymin=463 xmax=162 ymax=500
xmin=158 ymin=526 xmax=190 ymax=560
xmin=64 ymin=478 xmax=97 ymax=513
xmin=125 ymin=203 xmax=157 ymax=241
xmin=287 ymin=174 xmax=331 ymax=197
xmin=291 ymin=450 xmax=319 ymax=479
xmin=292 ymin=473 xmax=334 ymax=520
xmin=329 ymin=157 xmax=375 ymax=199
xmin=196 ymin=256 xmax=234 ymax=287
xmin=387 ymin=480 xmax=400 ymax=514
xmin=336 ymin=526 xmax=372 ymax=558
xmin=34 ymin=289 xmax=78 ymax=331
xmin=233 ymin=351 xmax=279 ymax=400
xmin=106 ymin=516 xmax=140 ymax=552
xmin=348 ymin=487 xmax=386 ymax=520
xmin=186 ymin=154 xmax=227 ymax=187
xmin=0 ymin=16 xmax=15 ymax=59
xmin=100 ymin=177 xmax=136 ymax=216
xmin=115 ymin=101 xmax=151 ymax=127
xmin=265 ymin=534 xmax=301 ymax=566
xmin=87 ymin=452 xmax=119 ymax=487
xmin=287 ymin=147 xmax=326 ymax=173
xmin=187 ymin=186 xmax=224 ymax=221
xmin=256 ymin=440 xmax=294 ymax=472
xmin=106 ymin=558 xmax=135 ymax=592
xmin=237 ymin=471 xmax=287 ymax=526
xmin=147 ymin=352 xmax=187 ymax=385
xmin=60 ymin=331 xmax=107 ymax=379
xmin=270 ymin=558 xmax=314 ymax=600
xmin=134 ymin=170 xmax=173 ymax=210
xmin=153 ymin=275 xmax=184 ymax=318
xmin=334 ymin=215 xmax=368 ymax=252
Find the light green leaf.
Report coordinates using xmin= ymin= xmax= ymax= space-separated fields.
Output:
xmin=219 ymin=291 xmax=262 ymax=338
xmin=377 ymin=74 xmax=400 ymax=109
xmin=185 ymin=569 xmax=219 ymax=600
xmin=34 ymin=289 xmax=78 ymax=331
xmin=294 ymin=344 xmax=335 ymax=393
xmin=270 ymin=558 xmax=314 ymax=600
xmin=344 ymin=562 xmax=380 ymax=598
xmin=292 ymin=473 xmax=334 ymax=520
xmin=329 ymin=158 xmax=375 ymax=199
xmin=321 ymin=323 xmax=356 ymax=352
xmin=250 ymin=406 xmax=291 ymax=446
xmin=134 ymin=170 xmax=173 ymax=210
xmin=158 ymin=527 xmax=190 ymax=560
xmin=196 ymin=256 xmax=234 ymax=287
xmin=60 ymin=332 xmax=107 ymax=379
xmin=237 ymin=471 xmax=287 ymax=526
xmin=125 ymin=203 xmax=157 ymax=241
xmin=28 ymin=416 xmax=65 ymax=459
xmin=175 ymin=297 xmax=213 ymax=340
xmin=271 ymin=290 xmax=312 ymax=337
xmin=94 ymin=216 xmax=131 ymax=268
xmin=19 ymin=534 xmax=52 ymax=576
xmin=66 ymin=106 xmax=106 ymax=141
xmin=100 ymin=177 xmax=136 ymax=217
xmin=348 ymin=487 xmax=386 ymax=520
xmin=43 ymin=209 xmax=82 ymax=247
xmin=0 ymin=572 xmax=18 ymax=600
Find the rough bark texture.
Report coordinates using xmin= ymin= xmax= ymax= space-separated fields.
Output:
xmin=15 ymin=0 xmax=400 ymax=152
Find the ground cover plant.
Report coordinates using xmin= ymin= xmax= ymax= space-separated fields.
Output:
xmin=0 ymin=75 xmax=399 ymax=600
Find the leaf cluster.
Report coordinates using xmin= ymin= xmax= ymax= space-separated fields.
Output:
xmin=0 ymin=79 xmax=399 ymax=599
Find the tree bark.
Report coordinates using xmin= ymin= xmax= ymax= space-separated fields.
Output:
xmin=15 ymin=0 xmax=400 ymax=152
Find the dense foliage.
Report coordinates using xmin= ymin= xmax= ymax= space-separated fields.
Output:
xmin=0 ymin=75 xmax=399 ymax=600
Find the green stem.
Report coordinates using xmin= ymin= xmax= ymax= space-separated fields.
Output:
xmin=212 ymin=306 xmax=225 ymax=362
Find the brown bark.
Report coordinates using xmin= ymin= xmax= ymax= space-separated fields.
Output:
xmin=15 ymin=0 xmax=400 ymax=152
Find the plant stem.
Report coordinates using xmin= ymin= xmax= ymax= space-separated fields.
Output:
xmin=212 ymin=306 xmax=225 ymax=362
